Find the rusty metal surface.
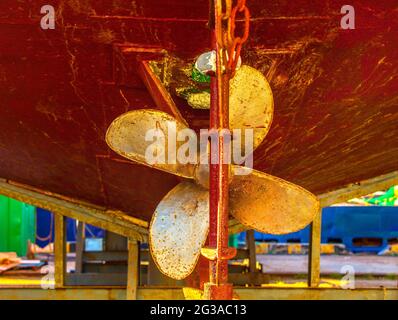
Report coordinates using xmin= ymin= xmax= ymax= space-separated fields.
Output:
xmin=230 ymin=167 xmax=320 ymax=235
xmin=0 ymin=1 xmax=397 ymax=222
xmin=206 ymin=26 xmax=232 ymax=296
xmin=138 ymin=60 xmax=188 ymax=126
xmin=149 ymin=182 xmax=209 ymax=280
xmin=106 ymin=109 xmax=196 ymax=179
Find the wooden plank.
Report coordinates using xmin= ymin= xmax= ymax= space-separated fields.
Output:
xmin=318 ymin=171 xmax=398 ymax=207
xmin=235 ymin=287 xmax=398 ymax=300
xmin=83 ymin=264 xmax=128 ymax=274
xmin=126 ymin=239 xmax=139 ymax=300
xmin=0 ymin=180 xmax=148 ymax=242
xmin=54 ymin=214 xmax=66 ymax=288
xmin=0 ymin=287 xmax=398 ymax=300
xmin=83 ymin=251 xmax=128 ymax=262
xmin=65 ymin=274 xmax=127 ymax=286
xmin=308 ymin=210 xmax=322 ymax=287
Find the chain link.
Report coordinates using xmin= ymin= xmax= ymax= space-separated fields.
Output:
xmin=214 ymin=0 xmax=250 ymax=76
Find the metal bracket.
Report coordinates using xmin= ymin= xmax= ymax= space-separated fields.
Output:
xmin=112 ymin=43 xmax=187 ymax=125
xmin=112 ymin=43 xmax=166 ymax=88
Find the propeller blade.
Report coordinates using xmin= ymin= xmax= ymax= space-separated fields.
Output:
xmin=229 ymin=65 xmax=274 ymax=152
xmin=230 ymin=167 xmax=320 ymax=235
xmin=106 ymin=109 xmax=196 ymax=178
xmin=149 ymin=182 xmax=209 ymax=280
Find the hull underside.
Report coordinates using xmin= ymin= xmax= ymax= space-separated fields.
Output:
xmin=0 ymin=0 xmax=397 ymax=221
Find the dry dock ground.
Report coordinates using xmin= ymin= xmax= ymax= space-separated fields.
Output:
xmin=257 ymin=255 xmax=398 ymax=288
xmin=0 ymin=255 xmax=397 ymax=289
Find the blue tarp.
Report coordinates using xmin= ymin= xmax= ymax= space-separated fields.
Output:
xmin=239 ymin=206 xmax=398 ymax=253
xmin=36 ymin=208 xmax=105 ymax=248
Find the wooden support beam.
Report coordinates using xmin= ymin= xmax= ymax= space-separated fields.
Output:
xmin=246 ymin=230 xmax=257 ymax=274
xmin=126 ymin=239 xmax=140 ymax=300
xmin=318 ymin=171 xmax=398 ymax=207
xmin=307 ymin=171 xmax=397 ymax=288
xmin=308 ymin=210 xmax=322 ymax=288
xmin=75 ymin=221 xmax=85 ymax=274
xmin=54 ymin=214 xmax=66 ymax=288
xmin=1 ymin=287 xmax=398 ymax=300
xmin=0 ymin=179 xmax=148 ymax=242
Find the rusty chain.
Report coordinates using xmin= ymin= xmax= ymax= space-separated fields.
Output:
xmin=214 ymin=0 xmax=250 ymax=76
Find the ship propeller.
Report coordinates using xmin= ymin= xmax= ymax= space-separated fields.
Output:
xmin=106 ymin=65 xmax=319 ymax=280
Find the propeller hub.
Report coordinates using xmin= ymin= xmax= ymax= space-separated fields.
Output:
xmin=194 ymin=164 xmax=235 ymax=189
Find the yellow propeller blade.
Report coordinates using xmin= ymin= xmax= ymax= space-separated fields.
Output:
xmin=230 ymin=167 xmax=320 ymax=235
xmin=106 ymin=109 xmax=196 ymax=179
xmin=229 ymin=65 xmax=274 ymax=151
xmin=149 ymin=182 xmax=209 ymax=280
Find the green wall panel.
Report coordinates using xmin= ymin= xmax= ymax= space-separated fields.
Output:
xmin=0 ymin=195 xmax=36 ymax=256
